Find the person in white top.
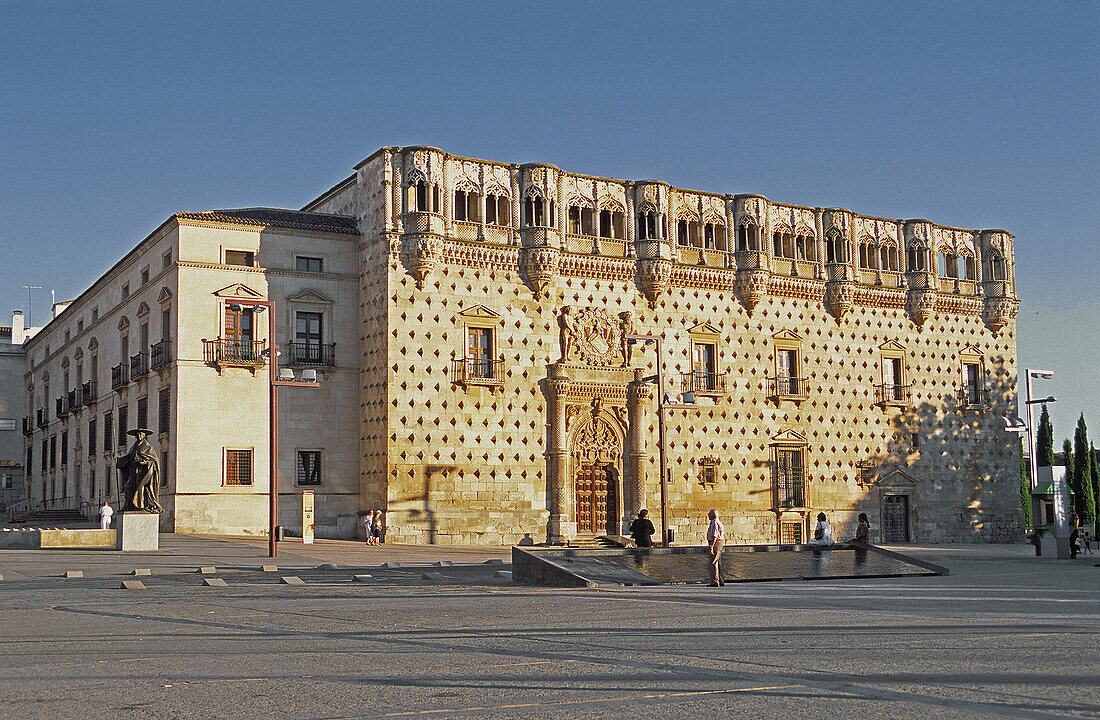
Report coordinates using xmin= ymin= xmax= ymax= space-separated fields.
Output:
xmin=706 ymin=509 xmax=725 ymax=586
xmin=99 ymin=501 xmax=113 ymax=530
xmin=809 ymin=512 xmax=834 ymax=545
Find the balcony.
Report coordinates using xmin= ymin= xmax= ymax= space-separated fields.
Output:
xmin=773 ymin=470 xmax=807 ymax=510
xmin=875 ymin=383 xmax=912 ymax=407
xmin=520 ymin=226 xmax=559 ymax=248
xmin=36 ymin=407 xmax=48 ymax=428
xmin=130 ymin=351 xmax=149 ymax=380
xmin=150 ymin=340 xmax=173 ymax=370
xmin=451 ymin=357 xmax=505 ymax=388
xmin=286 ymin=342 xmax=335 ymax=367
xmin=203 ymin=338 xmax=267 ymax=369
xmin=81 ymin=381 xmax=97 ymax=406
xmin=111 ymin=362 xmax=129 ymax=391
xmin=22 ymin=417 xmax=32 ymax=435
xmin=681 ymin=371 xmax=728 ymax=397
xmin=66 ymin=389 xmax=78 ymax=412
xmin=55 ymin=395 xmax=70 ymax=418
xmin=767 ymin=376 xmax=809 ymax=402
xmin=960 ymin=385 xmax=989 ymax=409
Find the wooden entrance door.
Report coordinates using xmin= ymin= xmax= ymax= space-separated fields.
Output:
xmin=574 ymin=463 xmax=609 ymax=535
xmin=883 ymin=494 xmax=910 ymax=543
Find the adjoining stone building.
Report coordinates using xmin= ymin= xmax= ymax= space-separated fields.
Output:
xmin=19 ymin=146 xmax=1023 ymax=545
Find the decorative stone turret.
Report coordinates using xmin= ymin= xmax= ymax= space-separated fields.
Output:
xmin=906 ymin=270 xmax=938 ymax=327
xmin=824 ymin=262 xmax=856 ymax=319
xmin=735 ymin=250 xmax=769 ymax=313
xmin=520 ymin=245 xmax=560 ymax=296
xmin=979 ymin=230 xmax=1018 ymax=333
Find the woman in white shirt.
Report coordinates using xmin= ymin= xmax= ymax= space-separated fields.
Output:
xmin=809 ymin=512 xmax=834 ymax=545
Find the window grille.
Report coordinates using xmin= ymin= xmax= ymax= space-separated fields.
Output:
xmin=225 ymin=449 xmax=253 ymax=486
xmin=297 ymin=450 xmax=322 ymax=485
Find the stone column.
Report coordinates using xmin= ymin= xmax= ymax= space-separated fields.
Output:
xmin=546 ymin=366 xmax=573 ymax=543
xmin=625 ymin=182 xmax=635 ymax=257
xmin=441 ymin=157 xmax=451 ymax=236
xmin=626 ymin=369 xmax=652 ymax=525
xmin=510 ymin=166 xmax=521 ymax=245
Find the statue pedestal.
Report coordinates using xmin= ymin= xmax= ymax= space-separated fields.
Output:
xmin=117 ymin=512 xmax=159 ymax=551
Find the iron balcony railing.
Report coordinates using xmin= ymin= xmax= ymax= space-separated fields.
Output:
xmin=286 ymin=342 xmax=335 ymax=366
xmin=202 ymin=338 xmax=267 ymax=367
xmin=130 ymin=351 xmax=149 ymax=380
xmin=55 ymin=395 xmax=70 ymax=417
xmin=451 ymin=357 xmax=505 ymax=386
xmin=81 ymin=381 xmax=97 ymax=406
xmin=66 ymin=389 xmax=78 ymax=412
xmin=36 ymin=407 xmax=48 ymax=428
xmin=22 ymin=417 xmax=32 ymax=435
xmin=875 ymin=383 xmax=912 ymax=406
xmin=111 ymin=362 xmax=129 ymax=391
xmin=773 ymin=469 xmax=806 ymax=509
xmin=681 ymin=371 xmax=728 ymax=396
xmin=150 ymin=340 xmax=172 ymax=370
xmin=767 ymin=376 xmax=809 ymax=400
xmin=960 ymin=385 xmax=989 ymax=408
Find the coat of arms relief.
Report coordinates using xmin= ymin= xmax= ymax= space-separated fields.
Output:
xmin=557 ymin=306 xmax=635 ymax=367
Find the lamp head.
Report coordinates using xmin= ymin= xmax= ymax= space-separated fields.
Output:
xmin=1029 ymin=370 xmax=1054 ymax=379
xmin=301 ymin=369 xmax=317 ymax=382
xmin=278 ymin=368 xmax=295 ymax=381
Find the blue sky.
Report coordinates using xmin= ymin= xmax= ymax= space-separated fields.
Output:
xmin=1 ymin=1 xmax=1097 ymax=440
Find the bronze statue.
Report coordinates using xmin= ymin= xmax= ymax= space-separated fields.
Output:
xmin=116 ymin=428 xmax=162 ymax=514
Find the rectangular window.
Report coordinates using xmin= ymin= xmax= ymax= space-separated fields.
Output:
xmin=121 ymin=283 xmax=130 ymax=300
xmin=158 ymin=387 xmax=170 ymax=434
xmin=163 ymin=250 xmax=172 ymax=270
xmin=91 ymin=307 xmax=99 ymax=322
xmin=161 ymin=449 xmax=169 ymax=488
xmin=103 ymin=411 xmax=113 ymax=452
xmin=775 ymin=448 xmax=805 ymax=507
xmin=692 ymin=342 xmax=718 ymax=392
xmin=295 ymin=312 xmax=323 ymax=347
xmin=26 ymin=446 xmax=32 ymax=476
xmin=780 ymin=521 xmax=803 ymax=545
xmin=295 ymin=256 xmax=323 ymax=273
xmin=88 ymin=418 xmax=97 ymax=457
xmin=90 ymin=468 xmax=96 ymax=498
xmin=41 ymin=438 xmax=48 ymax=473
xmin=50 ymin=435 xmax=57 ymax=470
xmin=60 ymin=431 xmax=68 ymax=465
xmin=467 ymin=327 xmax=494 ymax=379
xmin=297 ymin=450 xmax=322 ymax=485
xmin=225 ymin=449 xmax=253 ymax=486
xmin=963 ymin=362 xmax=984 ymax=405
xmin=225 ymin=305 xmax=253 ymax=343
xmin=161 ymin=308 xmax=171 ymax=341
xmin=224 ymin=250 xmax=255 ymax=267
xmin=137 ymin=396 xmax=148 ymax=430
xmin=117 ymin=405 xmax=128 ymax=446
xmin=140 ymin=266 xmax=149 ymax=286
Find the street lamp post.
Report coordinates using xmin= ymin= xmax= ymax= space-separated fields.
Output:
xmin=226 ymin=297 xmax=319 ymax=558
xmin=1024 ymin=369 xmax=1054 ymax=491
xmin=626 ymin=333 xmax=697 ymax=547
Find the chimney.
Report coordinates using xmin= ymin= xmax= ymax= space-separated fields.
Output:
xmin=11 ymin=310 xmax=24 ymax=345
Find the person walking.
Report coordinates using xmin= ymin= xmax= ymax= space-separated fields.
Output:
xmin=1082 ymin=529 xmax=1094 ymax=555
xmin=370 ymin=510 xmax=384 ymax=545
xmin=361 ymin=512 xmax=373 ymax=545
xmin=99 ymin=500 xmax=113 ymax=530
xmin=706 ymin=509 xmax=724 ymax=586
xmin=630 ymin=509 xmax=655 ymax=548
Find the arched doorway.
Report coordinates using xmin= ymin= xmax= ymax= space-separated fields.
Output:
xmin=570 ymin=400 xmax=624 ymax=536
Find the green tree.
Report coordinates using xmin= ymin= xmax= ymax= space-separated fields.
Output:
xmin=1091 ymin=442 xmax=1100 ymax=536
xmin=1036 ymin=404 xmax=1055 ymax=466
xmin=1072 ymin=415 xmax=1094 ymax=529
xmin=1019 ymin=439 xmax=1032 ymax=526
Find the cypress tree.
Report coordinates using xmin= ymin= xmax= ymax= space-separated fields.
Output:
xmin=1063 ymin=438 xmax=1074 ymax=520
xmin=1037 ymin=404 xmax=1055 ymax=467
xmin=1019 ymin=438 xmax=1032 ymax=526
xmin=1072 ymin=415 xmax=1091 ymax=528
xmin=1091 ymin=442 xmax=1100 ymax=536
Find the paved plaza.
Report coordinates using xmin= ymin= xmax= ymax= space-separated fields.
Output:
xmin=0 ymin=536 xmax=1097 ymax=719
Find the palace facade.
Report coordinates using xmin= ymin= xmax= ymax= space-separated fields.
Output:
xmin=19 ymin=146 xmax=1023 ymax=545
